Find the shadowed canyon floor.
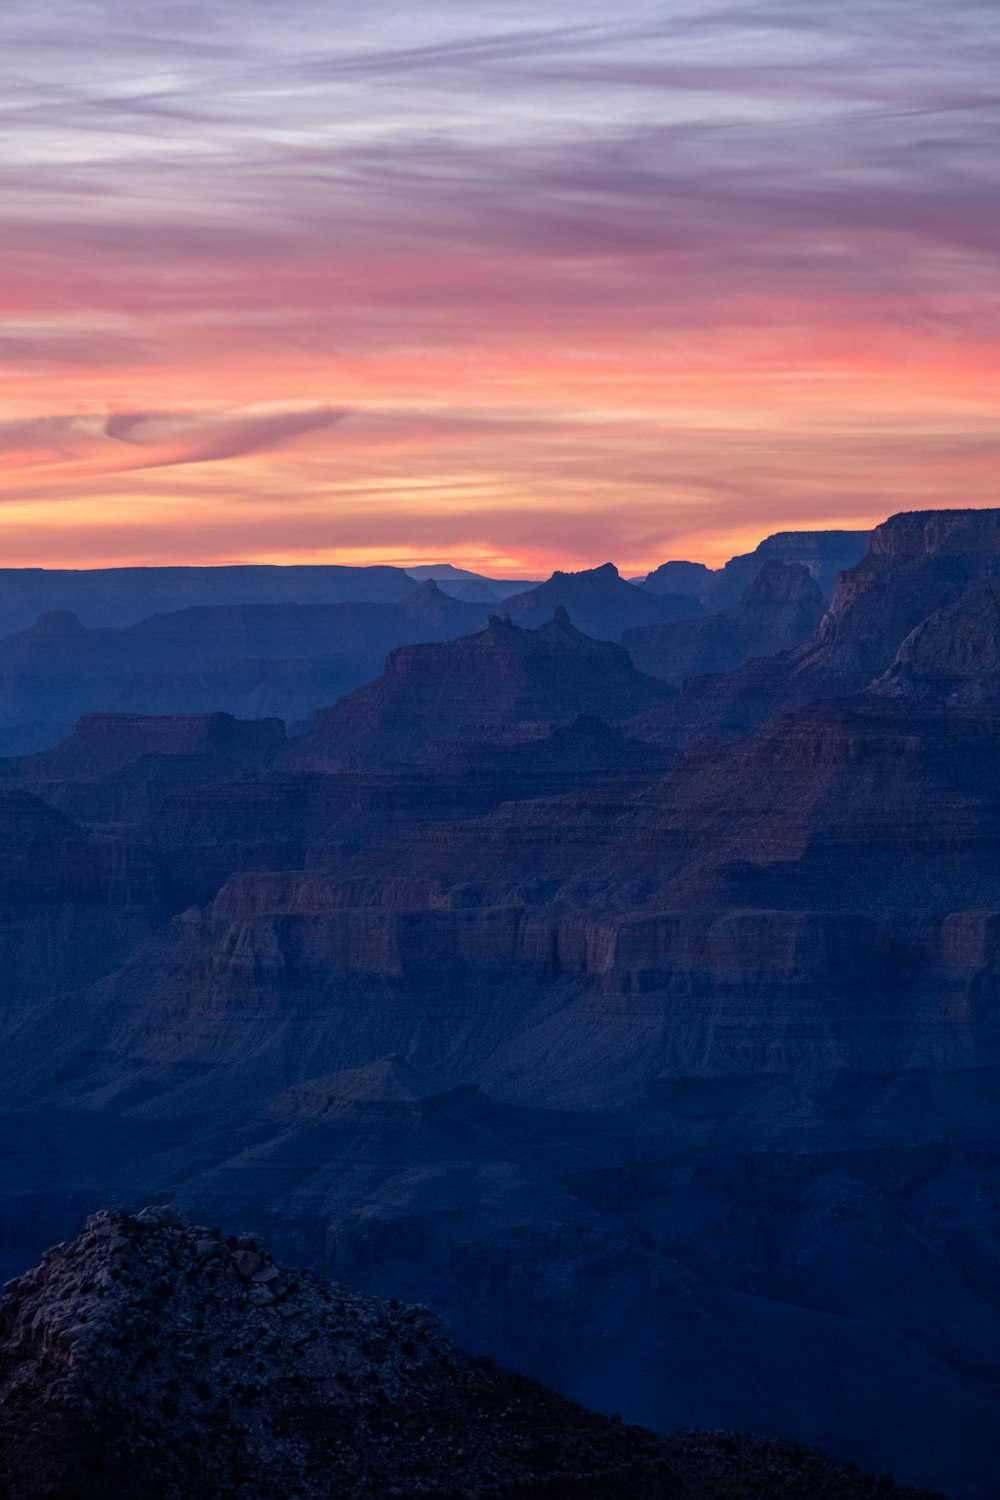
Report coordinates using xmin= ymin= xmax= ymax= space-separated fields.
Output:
xmin=1 ymin=512 xmax=999 ymax=1498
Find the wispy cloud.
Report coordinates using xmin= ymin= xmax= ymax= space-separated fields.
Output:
xmin=102 ymin=407 xmax=347 ymax=468
xmin=0 ymin=0 xmax=997 ymax=569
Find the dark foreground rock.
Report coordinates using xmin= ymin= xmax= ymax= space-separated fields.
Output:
xmin=0 ymin=1210 xmax=943 ymax=1500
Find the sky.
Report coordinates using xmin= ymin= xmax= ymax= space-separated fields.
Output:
xmin=1 ymin=1 xmax=998 ymax=575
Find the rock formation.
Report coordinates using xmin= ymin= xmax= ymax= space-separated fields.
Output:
xmin=638 ymin=531 xmax=869 ymax=606
xmin=15 ymin=712 xmax=285 ymax=782
xmin=283 ymin=610 xmax=673 ymax=769
xmin=624 ymin=561 xmax=826 ymax=684
xmin=501 ymin=563 xmax=702 ymax=640
xmin=639 ymin=559 xmax=714 ymax=597
xmin=0 ymin=1209 xmax=943 ymax=1500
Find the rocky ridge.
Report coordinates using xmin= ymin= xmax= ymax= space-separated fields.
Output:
xmin=0 ymin=1209 xmax=944 ymax=1500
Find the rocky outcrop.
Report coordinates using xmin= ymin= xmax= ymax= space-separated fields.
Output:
xmin=501 ymin=563 xmax=702 ymax=640
xmin=639 ymin=560 xmax=714 ymax=597
xmin=283 ymin=611 xmax=673 ymax=769
xmin=712 ymin=530 xmax=870 ymax=604
xmin=625 ymin=562 xmax=826 ymax=684
xmin=0 ymin=1209 xmax=939 ymax=1500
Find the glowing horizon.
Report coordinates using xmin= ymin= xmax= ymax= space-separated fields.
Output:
xmin=2 ymin=1 xmax=998 ymax=576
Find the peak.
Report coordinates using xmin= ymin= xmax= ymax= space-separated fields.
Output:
xmin=642 ymin=559 xmax=712 ymax=595
xmin=0 ymin=1210 xmax=686 ymax=1499
xmin=27 ymin=609 xmax=86 ymax=636
xmin=549 ymin=562 xmax=620 ymax=582
xmin=475 ymin=610 xmax=595 ymax=648
xmin=402 ymin=578 xmax=455 ymax=614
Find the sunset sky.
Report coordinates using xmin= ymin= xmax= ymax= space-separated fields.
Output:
xmin=1 ymin=0 xmax=998 ymax=574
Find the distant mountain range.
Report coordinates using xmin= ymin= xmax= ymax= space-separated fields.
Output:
xmin=0 ymin=531 xmax=866 ymax=752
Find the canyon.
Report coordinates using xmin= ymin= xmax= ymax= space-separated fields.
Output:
xmin=1 ymin=512 xmax=998 ymax=1498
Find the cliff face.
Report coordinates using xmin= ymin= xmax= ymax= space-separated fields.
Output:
xmin=1 ymin=862 xmax=996 ymax=1496
xmin=714 ymin=530 xmax=870 ymax=604
xmin=0 ymin=790 xmax=160 ymax=1017
xmin=869 ymin=585 xmax=1000 ymax=705
xmin=283 ymin=611 xmax=672 ymax=770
